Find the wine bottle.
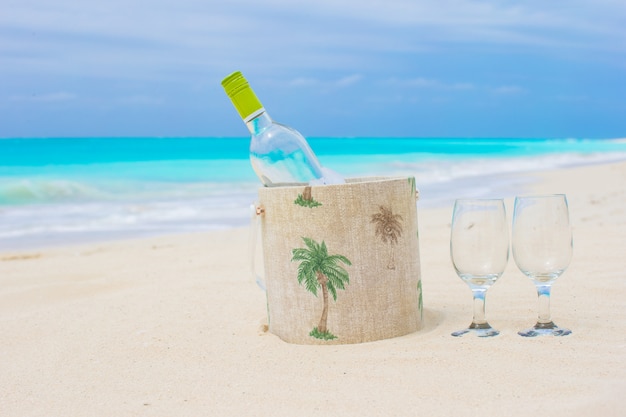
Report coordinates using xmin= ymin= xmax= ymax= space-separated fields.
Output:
xmin=221 ymin=71 xmax=343 ymax=186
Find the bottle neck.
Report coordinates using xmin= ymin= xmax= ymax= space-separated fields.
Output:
xmin=245 ymin=110 xmax=272 ymax=135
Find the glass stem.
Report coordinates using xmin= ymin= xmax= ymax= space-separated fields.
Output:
xmin=536 ymin=284 xmax=553 ymax=325
xmin=471 ymin=289 xmax=488 ymax=326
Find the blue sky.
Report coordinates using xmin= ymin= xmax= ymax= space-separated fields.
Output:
xmin=1 ymin=0 xmax=625 ymax=138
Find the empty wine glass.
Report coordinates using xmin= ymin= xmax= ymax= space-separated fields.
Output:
xmin=512 ymin=194 xmax=572 ymax=337
xmin=450 ymin=199 xmax=509 ymax=337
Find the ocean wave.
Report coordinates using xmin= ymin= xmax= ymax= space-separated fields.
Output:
xmin=2 ymin=148 xmax=626 ymax=250
xmin=0 ymin=178 xmax=107 ymax=205
xmin=0 ymin=193 xmax=256 ymax=248
xmin=367 ymin=151 xmax=626 ymax=184
xmin=0 ymin=177 xmax=259 ymax=206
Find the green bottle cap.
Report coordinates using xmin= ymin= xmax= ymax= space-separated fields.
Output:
xmin=221 ymin=71 xmax=264 ymax=121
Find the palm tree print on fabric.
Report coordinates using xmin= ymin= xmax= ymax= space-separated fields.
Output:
xmin=371 ymin=206 xmax=403 ymax=270
xmin=294 ymin=186 xmax=322 ymax=208
xmin=291 ymin=237 xmax=352 ymax=340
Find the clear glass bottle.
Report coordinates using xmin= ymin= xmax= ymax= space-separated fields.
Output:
xmin=221 ymin=71 xmax=343 ymax=186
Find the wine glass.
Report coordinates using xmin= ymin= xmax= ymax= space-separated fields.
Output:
xmin=450 ymin=199 xmax=509 ymax=337
xmin=512 ymin=194 xmax=573 ymax=337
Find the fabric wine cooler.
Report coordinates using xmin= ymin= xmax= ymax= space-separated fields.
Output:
xmin=252 ymin=177 xmax=423 ymax=345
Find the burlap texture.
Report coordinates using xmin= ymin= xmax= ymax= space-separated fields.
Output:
xmin=257 ymin=177 xmax=422 ymax=345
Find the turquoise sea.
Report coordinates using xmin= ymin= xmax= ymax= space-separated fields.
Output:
xmin=1 ymin=137 xmax=626 ymax=250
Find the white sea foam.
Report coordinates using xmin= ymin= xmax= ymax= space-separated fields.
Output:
xmin=332 ymin=151 xmax=626 ymax=208
xmin=0 ymin=178 xmax=107 ymax=204
xmin=2 ymin=150 xmax=625 ymax=250
xmin=0 ymin=182 xmax=258 ymax=250
xmin=371 ymin=151 xmax=626 ymax=182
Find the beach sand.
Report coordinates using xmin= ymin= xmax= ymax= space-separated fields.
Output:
xmin=1 ymin=161 xmax=625 ymax=416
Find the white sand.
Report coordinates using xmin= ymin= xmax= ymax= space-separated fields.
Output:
xmin=1 ymin=161 xmax=625 ymax=416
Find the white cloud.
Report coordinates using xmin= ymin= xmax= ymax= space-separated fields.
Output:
xmin=404 ymin=78 xmax=437 ymax=88
xmin=492 ymin=85 xmax=526 ymax=95
xmin=1 ymin=0 xmax=624 ymax=138
xmin=118 ymin=95 xmax=165 ymax=106
xmin=386 ymin=77 xmax=475 ymax=91
xmin=254 ymin=0 xmax=626 ymax=48
xmin=2 ymin=0 xmax=624 ymax=84
xmin=9 ymin=92 xmax=77 ymax=102
xmin=335 ymin=74 xmax=363 ymax=87
xmin=286 ymin=74 xmax=363 ymax=89
xmin=287 ymin=77 xmax=320 ymax=87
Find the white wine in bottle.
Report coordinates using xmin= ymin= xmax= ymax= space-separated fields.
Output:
xmin=221 ymin=71 xmax=344 ymax=186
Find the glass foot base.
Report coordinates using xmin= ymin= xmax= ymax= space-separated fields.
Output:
xmin=518 ymin=322 xmax=572 ymax=337
xmin=452 ymin=323 xmax=500 ymax=337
